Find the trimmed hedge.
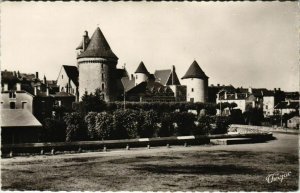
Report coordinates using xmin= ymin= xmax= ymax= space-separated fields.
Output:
xmin=64 ymin=110 xmax=230 ymax=142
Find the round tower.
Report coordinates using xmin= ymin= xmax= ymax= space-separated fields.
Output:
xmin=134 ymin=61 xmax=149 ymax=85
xmin=76 ymin=27 xmax=118 ymax=102
xmin=181 ymin=60 xmax=209 ymax=103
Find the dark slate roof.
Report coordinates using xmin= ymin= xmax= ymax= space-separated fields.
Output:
xmin=154 ymin=69 xmax=181 ymax=86
xmin=51 ymin=92 xmax=75 ymax=97
xmin=121 ymin=76 xmax=135 ymax=92
xmin=135 ymin=61 xmax=149 ymax=74
xmin=182 ymin=60 xmax=208 ymax=79
xmin=166 ymin=69 xmax=181 ymax=85
xmin=1 ymin=109 xmax=42 ymax=128
xmin=76 ymin=40 xmax=83 ymax=50
xmin=154 ymin=70 xmax=171 ymax=85
xmin=275 ymin=101 xmax=299 ymax=109
xmin=116 ymin=69 xmax=128 ymax=79
xmin=63 ymin=65 xmax=79 ymax=86
xmin=126 ymin=81 xmax=174 ymax=96
xmin=77 ymin=27 xmax=118 ymax=60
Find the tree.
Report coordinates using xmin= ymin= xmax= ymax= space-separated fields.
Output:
xmin=243 ymin=107 xmax=264 ymax=126
xmin=81 ymin=89 xmax=106 ymax=114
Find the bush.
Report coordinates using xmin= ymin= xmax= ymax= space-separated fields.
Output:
xmin=213 ymin=116 xmax=231 ymax=134
xmin=85 ymin=112 xmax=98 ymax=139
xmin=42 ymin=118 xmax=66 ymax=142
xmin=112 ymin=109 xmax=140 ymax=139
xmin=193 ymin=115 xmax=212 ymax=135
xmin=173 ymin=112 xmax=196 ymax=136
xmin=158 ymin=113 xmax=175 ymax=137
xmin=64 ymin=112 xmax=86 ymax=142
xmin=95 ymin=112 xmax=114 ymax=140
xmin=139 ymin=110 xmax=159 ymax=138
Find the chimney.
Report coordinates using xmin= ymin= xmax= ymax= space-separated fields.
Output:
xmin=248 ymin=87 xmax=252 ymax=93
xmin=217 ymin=84 xmax=220 ymax=87
xmin=83 ymin=31 xmax=88 ymax=51
xmin=278 ymin=88 xmax=281 ymax=91
xmin=4 ymin=83 xmax=8 ymax=91
xmin=36 ymin=72 xmax=39 ymax=79
xmin=16 ymin=83 xmax=21 ymax=91
xmin=172 ymin=65 xmax=175 ymax=85
xmin=43 ymin=75 xmax=47 ymax=84
xmin=211 ymin=84 xmax=214 ymax=86
xmin=274 ymin=88 xmax=277 ymax=92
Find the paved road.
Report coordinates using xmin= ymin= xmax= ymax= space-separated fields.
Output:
xmin=2 ymin=133 xmax=298 ymax=163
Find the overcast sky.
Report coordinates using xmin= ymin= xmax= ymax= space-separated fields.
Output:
xmin=1 ymin=2 xmax=298 ymax=91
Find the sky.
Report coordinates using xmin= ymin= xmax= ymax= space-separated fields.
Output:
xmin=1 ymin=2 xmax=298 ymax=91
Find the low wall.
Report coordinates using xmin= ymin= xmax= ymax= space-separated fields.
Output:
xmin=230 ymin=124 xmax=299 ymax=134
xmin=1 ymin=132 xmax=273 ymax=156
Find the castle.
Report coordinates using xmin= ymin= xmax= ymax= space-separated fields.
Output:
xmin=67 ymin=27 xmax=209 ymax=103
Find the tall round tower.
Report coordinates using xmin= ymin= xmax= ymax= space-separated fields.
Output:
xmin=134 ymin=61 xmax=149 ymax=85
xmin=181 ymin=60 xmax=209 ymax=103
xmin=76 ymin=27 xmax=118 ymax=102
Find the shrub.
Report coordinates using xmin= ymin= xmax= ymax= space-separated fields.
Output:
xmin=42 ymin=118 xmax=66 ymax=142
xmin=95 ymin=112 xmax=114 ymax=140
xmin=112 ymin=109 xmax=140 ymax=139
xmin=193 ymin=115 xmax=212 ymax=135
xmin=158 ymin=113 xmax=175 ymax=137
xmin=64 ymin=112 xmax=86 ymax=142
xmin=173 ymin=112 xmax=196 ymax=136
xmin=85 ymin=112 xmax=98 ymax=140
xmin=212 ymin=116 xmax=231 ymax=134
xmin=139 ymin=110 xmax=159 ymax=138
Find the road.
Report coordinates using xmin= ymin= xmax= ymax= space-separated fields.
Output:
xmin=2 ymin=133 xmax=298 ymax=163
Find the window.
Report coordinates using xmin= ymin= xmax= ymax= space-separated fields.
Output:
xmin=102 ymin=83 xmax=105 ymax=90
xmin=101 ymin=64 xmax=104 ymax=69
xmin=9 ymin=92 xmax=16 ymax=98
xmin=62 ymin=75 xmax=63 ymax=79
xmin=102 ymin=73 xmax=104 ymax=81
xmin=10 ymin=102 xmax=15 ymax=109
xmin=191 ymin=88 xmax=194 ymax=92
xmin=136 ymin=75 xmax=138 ymax=79
xmin=22 ymin=102 xmax=27 ymax=109
xmin=266 ymin=105 xmax=268 ymax=109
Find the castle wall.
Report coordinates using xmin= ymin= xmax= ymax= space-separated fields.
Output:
xmin=78 ymin=58 xmax=117 ymax=102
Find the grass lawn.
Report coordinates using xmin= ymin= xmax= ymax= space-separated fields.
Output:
xmin=1 ymin=147 xmax=298 ymax=191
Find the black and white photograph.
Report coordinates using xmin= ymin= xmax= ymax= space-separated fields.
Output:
xmin=0 ymin=1 xmax=299 ymax=192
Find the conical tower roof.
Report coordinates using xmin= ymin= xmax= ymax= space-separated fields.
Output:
xmin=77 ymin=27 xmax=118 ymax=60
xmin=135 ymin=61 xmax=149 ymax=74
xmin=181 ymin=60 xmax=208 ymax=79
